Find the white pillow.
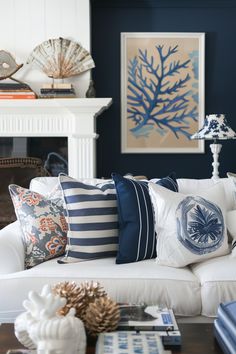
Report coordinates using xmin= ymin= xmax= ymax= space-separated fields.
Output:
xmin=149 ymin=182 xmax=230 ymax=267
xmin=226 ymin=210 xmax=236 ymax=255
xmin=227 ymin=172 xmax=236 ymax=208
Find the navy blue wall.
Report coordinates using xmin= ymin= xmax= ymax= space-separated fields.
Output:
xmin=91 ymin=0 xmax=236 ymax=179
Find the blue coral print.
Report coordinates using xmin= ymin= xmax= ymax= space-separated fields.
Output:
xmin=176 ymin=196 xmax=224 ymax=255
xmin=127 ymin=44 xmax=198 ymax=140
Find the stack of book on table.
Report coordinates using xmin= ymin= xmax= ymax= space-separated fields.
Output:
xmin=96 ymin=331 xmax=172 ymax=354
xmin=214 ymin=301 xmax=236 ymax=354
xmin=0 ymin=82 xmax=36 ymax=99
xmin=116 ymin=305 xmax=181 ymax=348
xmin=39 ymin=83 xmax=76 ymax=99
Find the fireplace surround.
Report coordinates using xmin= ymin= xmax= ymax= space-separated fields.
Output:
xmin=0 ymin=98 xmax=112 ymax=179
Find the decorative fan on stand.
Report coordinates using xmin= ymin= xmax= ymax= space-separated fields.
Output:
xmin=27 ymin=37 xmax=95 ymax=98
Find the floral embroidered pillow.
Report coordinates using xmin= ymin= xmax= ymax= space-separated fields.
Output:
xmin=9 ymin=184 xmax=67 ymax=268
xmin=148 ymin=182 xmax=229 ymax=267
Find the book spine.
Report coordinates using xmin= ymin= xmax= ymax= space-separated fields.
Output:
xmin=38 ymin=95 xmax=75 ymax=99
xmin=217 ymin=303 xmax=236 ymax=340
xmin=161 ymin=332 xmax=181 ymax=347
xmin=131 ymin=324 xmax=174 ymax=331
xmin=42 ymin=83 xmax=72 ymax=89
xmin=0 ymin=95 xmax=36 ymax=99
xmin=214 ymin=319 xmax=236 ymax=354
xmin=0 ymin=92 xmax=34 ymax=95
xmin=0 ymin=90 xmax=33 ymax=93
xmin=40 ymin=89 xmax=75 ymax=93
xmin=0 ymin=85 xmax=30 ymax=90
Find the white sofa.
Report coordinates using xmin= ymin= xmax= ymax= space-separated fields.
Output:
xmin=0 ymin=176 xmax=236 ymax=323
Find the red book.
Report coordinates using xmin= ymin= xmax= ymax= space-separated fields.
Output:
xmin=0 ymin=94 xmax=36 ymax=99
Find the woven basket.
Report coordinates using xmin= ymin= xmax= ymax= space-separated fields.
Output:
xmin=0 ymin=157 xmax=48 ymax=175
xmin=0 ymin=157 xmax=49 ymax=229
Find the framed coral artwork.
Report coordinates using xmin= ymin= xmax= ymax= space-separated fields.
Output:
xmin=121 ymin=32 xmax=205 ymax=153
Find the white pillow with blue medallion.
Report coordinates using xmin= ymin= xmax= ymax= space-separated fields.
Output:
xmin=149 ymin=182 xmax=230 ymax=267
xmin=58 ymin=175 xmax=118 ymax=263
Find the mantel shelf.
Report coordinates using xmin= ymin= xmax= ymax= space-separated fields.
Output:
xmin=0 ymin=97 xmax=112 ymax=179
xmin=0 ymin=98 xmax=112 ymax=116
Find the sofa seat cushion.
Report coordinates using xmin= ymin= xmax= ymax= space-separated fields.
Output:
xmin=191 ymin=254 xmax=236 ymax=317
xmin=0 ymin=258 xmax=201 ymax=322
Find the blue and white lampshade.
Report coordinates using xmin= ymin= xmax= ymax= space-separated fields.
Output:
xmin=191 ymin=114 xmax=236 ymax=141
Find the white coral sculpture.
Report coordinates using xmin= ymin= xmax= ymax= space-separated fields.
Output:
xmin=23 ymin=284 xmax=67 ymax=320
xmin=14 ymin=284 xmax=86 ymax=354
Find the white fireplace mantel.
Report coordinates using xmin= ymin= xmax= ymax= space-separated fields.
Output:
xmin=0 ymin=98 xmax=112 ymax=179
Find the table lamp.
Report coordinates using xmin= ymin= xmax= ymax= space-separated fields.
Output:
xmin=191 ymin=114 xmax=236 ymax=179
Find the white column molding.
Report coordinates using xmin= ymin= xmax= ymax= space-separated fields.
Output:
xmin=0 ymin=98 xmax=112 ymax=179
xmin=68 ymin=135 xmax=97 ymax=179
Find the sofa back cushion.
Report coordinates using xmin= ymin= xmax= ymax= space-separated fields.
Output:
xmin=30 ymin=176 xmax=235 ymax=212
xmin=30 ymin=176 xmax=109 ymax=195
xmin=59 ymin=175 xmax=118 ymax=263
xmin=177 ymin=178 xmax=235 ymax=211
xmin=226 ymin=210 xmax=236 ymax=254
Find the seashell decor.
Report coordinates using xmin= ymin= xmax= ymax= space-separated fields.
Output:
xmin=27 ymin=37 xmax=95 ymax=79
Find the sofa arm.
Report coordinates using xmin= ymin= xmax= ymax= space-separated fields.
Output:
xmin=0 ymin=221 xmax=25 ymax=274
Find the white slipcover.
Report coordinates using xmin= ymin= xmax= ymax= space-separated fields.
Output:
xmin=0 ymin=176 xmax=235 ymax=322
xmin=191 ymin=254 xmax=236 ymax=317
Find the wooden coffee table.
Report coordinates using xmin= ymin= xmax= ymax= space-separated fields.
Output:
xmin=0 ymin=323 xmax=223 ymax=354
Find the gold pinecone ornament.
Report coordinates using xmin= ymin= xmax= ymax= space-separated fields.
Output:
xmin=79 ymin=280 xmax=107 ymax=304
xmin=52 ymin=281 xmax=107 ymax=319
xmin=83 ymin=297 xmax=120 ymax=336
xmin=52 ymin=281 xmax=86 ymax=317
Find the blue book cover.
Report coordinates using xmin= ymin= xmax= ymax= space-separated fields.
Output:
xmin=218 ymin=301 xmax=236 ymax=340
xmin=214 ymin=319 xmax=236 ymax=354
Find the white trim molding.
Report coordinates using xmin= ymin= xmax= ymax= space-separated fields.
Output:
xmin=0 ymin=98 xmax=112 ymax=179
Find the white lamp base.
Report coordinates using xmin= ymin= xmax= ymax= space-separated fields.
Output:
xmin=210 ymin=143 xmax=222 ymax=180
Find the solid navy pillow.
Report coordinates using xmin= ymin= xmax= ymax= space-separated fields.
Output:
xmin=112 ymin=172 xmax=178 ymax=264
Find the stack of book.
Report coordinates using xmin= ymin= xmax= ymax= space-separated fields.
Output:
xmin=214 ymin=301 xmax=236 ymax=354
xmin=39 ymin=83 xmax=76 ymax=99
xmin=96 ymin=332 xmax=172 ymax=354
xmin=118 ymin=305 xmax=181 ymax=348
xmin=0 ymin=82 xmax=36 ymax=99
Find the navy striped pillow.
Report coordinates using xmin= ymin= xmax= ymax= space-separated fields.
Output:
xmin=58 ymin=175 xmax=118 ymax=263
xmin=112 ymin=172 xmax=178 ymax=264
